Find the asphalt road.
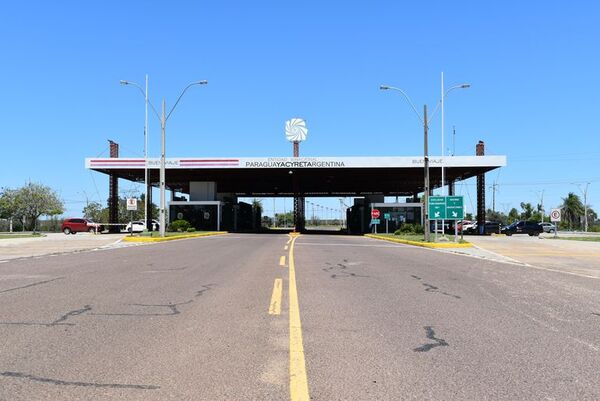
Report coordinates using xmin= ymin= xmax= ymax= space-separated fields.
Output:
xmin=1 ymin=234 xmax=599 ymax=400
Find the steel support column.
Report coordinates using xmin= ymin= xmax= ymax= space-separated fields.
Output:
xmin=108 ymin=140 xmax=119 ymax=233
xmin=292 ymin=141 xmax=305 ymax=231
xmin=146 ymin=181 xmax=153 ymax=231
xmin=476 ymin=141 xmax=486 ymax=234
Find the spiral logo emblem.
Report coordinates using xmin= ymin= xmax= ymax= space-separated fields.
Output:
xmin=285 ymin=118 xmax=308 ymax=142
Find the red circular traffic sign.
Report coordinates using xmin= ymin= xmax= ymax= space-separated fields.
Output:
xmin=371 ymin=209 xmax=380 ymax=219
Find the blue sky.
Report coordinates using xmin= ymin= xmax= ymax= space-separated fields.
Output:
xmin=1 ymin=1 xmax=599 ymax=218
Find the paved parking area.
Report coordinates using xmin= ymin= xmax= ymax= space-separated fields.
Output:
xmin=464 ymin=234 xmax=600 ymax=278
xmin=0 ymin=233 xmax=126 ymax=261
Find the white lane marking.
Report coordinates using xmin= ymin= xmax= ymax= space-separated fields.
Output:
xmin=295 ymin=242 xmax=408 ymax=248
xmin=470 ymin=243 xmax=529 ymax=265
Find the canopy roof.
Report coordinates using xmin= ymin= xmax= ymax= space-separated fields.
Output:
xmin=86 ymin=155 xmax=506 ymax=197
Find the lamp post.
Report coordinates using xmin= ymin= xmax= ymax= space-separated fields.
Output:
xmin=120 ymin=76 xmax=151 ymax=231
xmin=380 ymin=85 xmax=431 ymax=242
xmin=440 ymin=74 xmax=470 ymax=236
xmin=121 ymin=79 xmax=208 ymax=237
xmin=440 ymin=74 xmax=470 ymax=196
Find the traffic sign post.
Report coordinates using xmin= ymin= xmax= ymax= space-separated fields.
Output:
xmin=383 ymin=213 xmax=390 ymax=234
xmin=550 ymin=208 xmax=561 ymax=238
xmin=371 ymin=208 xmax=380 ymax=234
xmin=428 ymin=196 xmax=446 ymax=220
xmin=126 ymin=198 xmax=138 ymax=211
xmin=126 ymin=198 xmax=138 ymax=236
xmin=427 ymin=196 xmax=464 ymax=242
xmin=445 ymin=196 xmax=464 ymax=220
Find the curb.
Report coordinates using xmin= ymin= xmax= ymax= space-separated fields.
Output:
xmin=122 ymin=231 xmax=228 ymax=243
xmin=364 ymin=234 xmax=473 ymax=248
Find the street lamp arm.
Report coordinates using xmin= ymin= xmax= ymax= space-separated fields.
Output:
xmin=429 ymin=83 xmax=471 ymax=122
xmin=120 ymin=80 xmax=162 ymax=121
xmin=165 ymin=80 xmax=208 ymax=122
xmin=379 ymin=85 xmax=423 ymax=124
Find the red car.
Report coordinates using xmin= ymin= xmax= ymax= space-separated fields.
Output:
xmin=61 ymin=218 xmax=103 ymax=235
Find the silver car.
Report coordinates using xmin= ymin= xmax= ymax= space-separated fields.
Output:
xmin=538 ymin=222 xmax=556 ymax=233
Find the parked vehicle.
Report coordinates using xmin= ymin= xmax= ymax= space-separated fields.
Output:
xmin=501 ymin=220 xmax=543 ymax=236
xmin=457 ymin=220 xmax=476 ymax=233
xmin=61 ymin=218 xmax=103 ymax=235
xmin=538 ymin=222 xmax=556 ymax=233
xmin=125 ymin=219 xmax=159 ymax=233
xmin=464 ymin=221 xmax=503 ymax=235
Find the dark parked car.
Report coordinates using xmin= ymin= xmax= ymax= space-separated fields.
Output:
xmin=61 ymin=218 xmax=103 ymax=235
xmin=464 ymin=221 xmax=503 ymax=235
xmin=501 ymin=220 xmax=543 ymax=236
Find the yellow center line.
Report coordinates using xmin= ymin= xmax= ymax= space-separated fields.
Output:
xmin=280 ymin=255 xmax=287 ymax=266
xmin=268 ymin=278 xmax=283 ymax=315
xmin=288 ymin=234 xmax=310 ymax=401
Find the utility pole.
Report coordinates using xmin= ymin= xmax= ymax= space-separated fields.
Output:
xmin=490 ymin=182 xmax=498 ymax=213
xmin=452 ymin=126 xmax=456 ymax=156
xmin=424 ymin=104 xmax=430 ymax=242
xmin=538 ymin=190 xmax=545 ymax=223
xmin=576 ymin=183 xmax=590 ymax=232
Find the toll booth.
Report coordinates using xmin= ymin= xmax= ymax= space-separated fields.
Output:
xmin=169 ymin=201 xmax=260 ymax=232
xmin=170 ymin=201 xmax=222 ymax=231
xmin=369 ymin=202 xmax=423 ymax=234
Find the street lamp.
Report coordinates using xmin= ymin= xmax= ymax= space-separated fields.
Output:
xmin=121 ymin=79 xmax=208 ymax=237
xmin=436 ymin=74 xmax=470 ymax=196
xmin=380 ymin=84 xmax=431 ymax=241
xmin=435 ymin=74 xmax=470 ymax=236
xmin=120 ymin=76 xmax=155 ymax=232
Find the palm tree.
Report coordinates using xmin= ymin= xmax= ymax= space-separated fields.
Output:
xmin=561 ymin=192 xmax=584 ymax=230
xmin=520 ymin=202 xmax=534 ymax=220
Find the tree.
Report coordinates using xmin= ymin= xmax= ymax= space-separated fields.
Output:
xmin=520 ymin=202 xmax=534 ymax=220
xmin=261 ymin=216 xmax=273 ymax=227
xmin=275 ymin=212 xmax=294 ymax=227
xmin=508 ymin=208 xmax=520 ymax=223
xmin=82 ymin=201 xmax=104 ymax=222
xmin=251 ymin=198 xmax=263 ymax=214
xmin=530 ymin=211 xmax=542 ymax=223
xmin=486 ymin=209 xmax=508 ymax=225
xmin=251 ymin=198 xmax=263 ymax=230
xmin=0 ymin=188 xmax=20 ymax=232
xmin=561 ymin=192 xmax=584 ymax=230
xmin=14 ymin=182 xmax=64 ymax=231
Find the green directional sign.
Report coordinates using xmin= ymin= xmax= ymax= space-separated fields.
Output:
xmin=428 ymin=196 xmax=446 ymax=220
xmin=371 ymin=218 xmax=380 ymax=224
xmin=446 ymin=196 xmax=464 ymax=220
xmin=383 ymin=213 xmax=391 ymax=219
